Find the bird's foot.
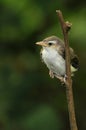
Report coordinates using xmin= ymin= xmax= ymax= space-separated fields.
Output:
xmin=63 ymin=74 xmax=68 ymax=83
xmin=55 ymin=75 xmax=64 ymax=83
xmin=49 ymin=71 xmax=68 ymax=85
xmin=49 ymin=70 xmax=54 ymax=78
xmin=55 ymin=74 xmax=68 ymax=84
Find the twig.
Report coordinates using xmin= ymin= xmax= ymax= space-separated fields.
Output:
xmin=56 ymin=10 xmax=78 ymax=130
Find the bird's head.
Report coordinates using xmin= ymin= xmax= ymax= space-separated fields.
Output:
xmin=36 ymin=36 xmax=64 ymax=49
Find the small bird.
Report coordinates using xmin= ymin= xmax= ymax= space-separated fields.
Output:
xmin=36 ymin=36 xmax=79 ymax=82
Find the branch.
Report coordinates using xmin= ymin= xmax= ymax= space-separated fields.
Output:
xmin=56 ymin=10 xmax=78 ymax=130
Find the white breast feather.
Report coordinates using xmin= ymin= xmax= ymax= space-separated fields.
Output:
xmin=42 ymin=47 xmax=66 ymax=76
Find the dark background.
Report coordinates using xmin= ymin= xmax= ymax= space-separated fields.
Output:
xmin=0 ymin=0 xmax=86 ymax=130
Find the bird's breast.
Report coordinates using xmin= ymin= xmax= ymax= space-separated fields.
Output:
xmin=41 ymin=48 xmax=66 ymax=76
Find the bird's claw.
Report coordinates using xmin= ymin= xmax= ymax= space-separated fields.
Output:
xmin=49 ymin=71 xmax=68 ymax=85
xmin=63 ymin=74 xmax=68 ymax=83
xmin=49 ymin=70 xmax=54 ymax=78
xmin=55 ymin=74 xmax=68 ymax=84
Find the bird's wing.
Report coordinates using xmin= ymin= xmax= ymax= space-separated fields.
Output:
xmin=70 ymin=48 xmax=79 ymax=69
xmin=58 ymin=46 xmax=79 ymax=69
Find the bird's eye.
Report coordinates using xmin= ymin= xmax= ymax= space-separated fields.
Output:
xmin=48 ymin=40 xmax=56 ymax=46
xmin=48 ymin=42 xmax=53 ymax=46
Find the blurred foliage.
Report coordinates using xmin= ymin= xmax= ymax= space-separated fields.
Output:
xmin=0 ymin=0 xmax=86 ymax=130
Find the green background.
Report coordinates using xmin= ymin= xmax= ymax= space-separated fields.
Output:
xmin=0 ymin=0 xmax=86 ymax=130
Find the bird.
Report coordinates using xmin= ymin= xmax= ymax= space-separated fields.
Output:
xmin=36 ymin=36 xmax=79 ymax=82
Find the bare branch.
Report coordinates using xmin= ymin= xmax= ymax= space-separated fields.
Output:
xmin=56 ymin=10 xmax=78 ymax=130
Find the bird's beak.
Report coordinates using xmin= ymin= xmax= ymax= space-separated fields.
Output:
xmin=36 ymin=41 xmax=47 ymax=47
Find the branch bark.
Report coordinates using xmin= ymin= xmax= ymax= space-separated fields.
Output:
xmin=56 ymin=10 xmax=78 ymax=130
